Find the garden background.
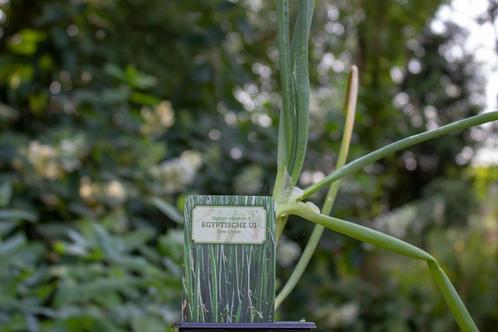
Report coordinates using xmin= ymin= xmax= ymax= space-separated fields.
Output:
xmin=0 ymin=0 xmax=497 ymax=331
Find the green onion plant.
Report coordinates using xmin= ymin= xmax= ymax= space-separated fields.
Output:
xmin=152 ymin=1 xmax=498 ymax=330
xmin=271 ymin=1 xmax=497 ymax=331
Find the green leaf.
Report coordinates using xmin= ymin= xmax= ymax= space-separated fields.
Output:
xmin=0 ymin=220 xmax=18 ymax=237
xmin=0 ymin=233 xmax=26 ymax=255
xmin=150 ymin=197 xmax=184 ymax=224
xmin=301 ymin=111 xmax=498 ymax=199
xmin=8 ymin=29 xmax=46 ymax=55
xmin=0 ymin=209 xmax=37 ymax=222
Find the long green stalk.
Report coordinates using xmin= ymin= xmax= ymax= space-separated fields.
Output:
xmin=287 ymin=0 xmax=314 ymax=184
xmin=291 ymin=203 xmax=479 ymax=332
xmin=274 ymin=0 xmax=315 ymax=243
xmin=275 ymin=66 xmax=358 ymax=308
xmin=275 ymin=0 xmax=314 ymax=190
xmin=300 ymin=111 xmax=498 ymax=199
xmin=276 ymin=0 xmax=293 ymax=176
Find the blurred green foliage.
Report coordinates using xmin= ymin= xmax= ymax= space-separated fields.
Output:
xmin=0 ymin=0 xmax=497 ymax=331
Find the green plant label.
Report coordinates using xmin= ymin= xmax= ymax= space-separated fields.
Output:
xmin=183 ymin=195 xmax=275 ymax=323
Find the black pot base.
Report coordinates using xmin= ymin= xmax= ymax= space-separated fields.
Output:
xmin=173 ymin=321 xmax=316 ymax=331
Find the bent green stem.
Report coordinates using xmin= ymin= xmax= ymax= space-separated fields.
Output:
xmin=301 ymin=111 xmax=498 ymax=199
xmin=275 ymin=66 xmax=358 ymax=308
xmin=291 ymin=203 xmax=479 ymax=332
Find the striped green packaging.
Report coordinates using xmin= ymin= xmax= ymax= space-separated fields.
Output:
xmin=182 ymin=195 xmax=275 ymax=323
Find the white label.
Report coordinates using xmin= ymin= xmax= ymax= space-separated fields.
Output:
xmin=192 ymin=206 xmax=266 ymax=244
